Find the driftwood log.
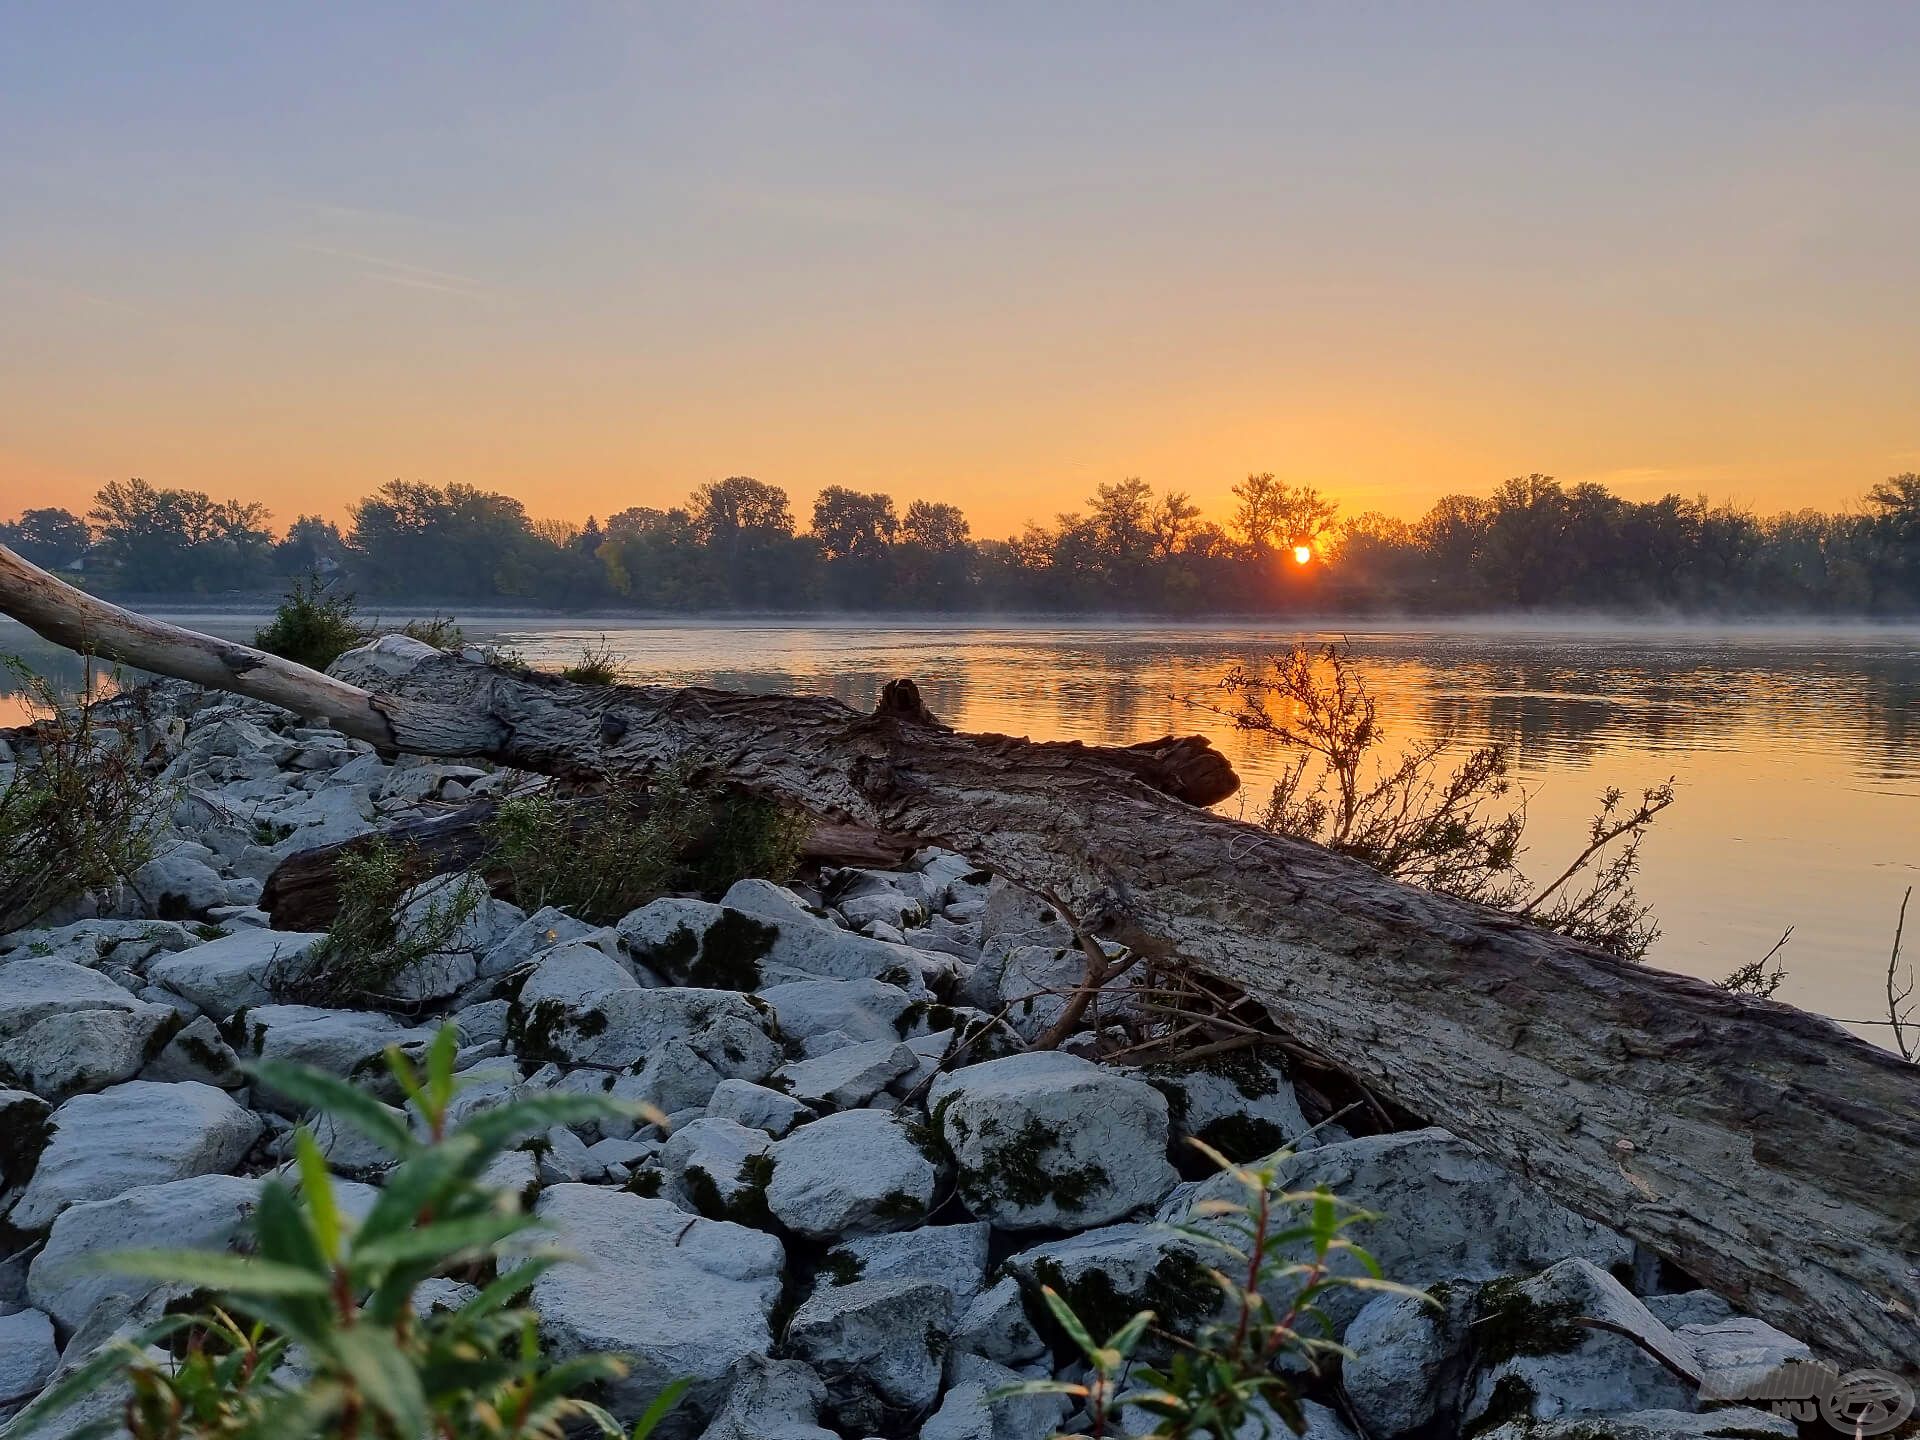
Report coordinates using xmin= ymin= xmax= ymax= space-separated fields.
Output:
xmin=2 ymin=542 xmax=1916 ymax=1375
xmin=259 ymin=793 xmax=912 ymax=931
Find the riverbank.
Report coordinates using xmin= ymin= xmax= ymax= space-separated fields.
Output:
xmin=0 ymin=675 xmax=1825 ymax=1436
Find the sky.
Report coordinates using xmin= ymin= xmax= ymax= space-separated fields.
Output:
xmin=4 ymin=2 xmax=1919 ymax=538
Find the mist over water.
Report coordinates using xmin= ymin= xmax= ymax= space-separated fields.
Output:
xmin=6 ymin=613 xmax=1916 ymax=1044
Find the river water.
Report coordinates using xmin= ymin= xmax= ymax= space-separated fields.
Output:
xmin=5 ymin=613 xmax=1916 ymax=1044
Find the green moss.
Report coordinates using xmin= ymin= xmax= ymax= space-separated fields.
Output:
xmin=1193 ymin=1113 xmax=1288 ymax=1164
xmin=681 ymin=1152 xmax=777 ymax=1227
xmin=874 ymin=1190 xmax=927 ymax=1224
xmin=1471 ymin=1277 xmax=1586 ymax=1364
xmin=1466 ymin=1376 xmax=1540 ymax=1438
xmin=899 ymin=1113 xmax=948 ymax=1166
xmin=643 ymin=911 xmax=778 ymax=991
xmin=508 ymin=999 xmax=608 ymax=1066
xmin=821 ymin=1250 xmax=864 ymax=1287
xmin=1026 ymin=1251 xmax=1218 ymax=1363
xmin=895 ymin=1000 xmax=961 ymax=1038
xmin=965 ymin=1115 xmax=1108 ymax=1214
xmin=622 ymin=1167 xmax=664 ymax=1198
xmin=0 ymin=1092 xmax=53 ymax=1187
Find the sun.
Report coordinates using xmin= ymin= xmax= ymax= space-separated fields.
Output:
xmin=1292 ymin=543 xmax=1313 ymax=565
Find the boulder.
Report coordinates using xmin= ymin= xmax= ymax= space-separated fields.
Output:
xmin=479 ymin=905 xmax=607 ymax=979
xmin=511 ymin=985 xmax=778 ymax=1079
xmin=27 ymin=1173 xmax=263 ymax=1329
xmin=819 ymin=1221 xmax=990 ymax=1308
xmin=148 ymin=929 xmax=328 ymax=1016
xmin=1473 ymin=1412 xmax=1793 ymax=1440
xmin=774 ymin=1039 xmax=919 ymax=1110
xmin=1146 ymin=1051 xmax=1317 ymax=1162
xmin=717 ymin=879 xmax=826 ymax=927
xmin=1341 ymin=1285 xmax=1475 ymax=1438
xmin=930 ymin=1052 xmax=1178 ymax=1229
xmin=0 ymin=919 xmax=199 ymax=971
xmin=516 ymin=941 xmax=646 ymax=1008
xmin=920 ymin=1354 xmax=1069 ymax=1440
xmin=1000 ymin=1223 xmax=1220 ymax=1358
xmin=0 ymin=959 xmax=150 ymax=1039
xmin=758 ymin=978 xmax=915 ymax=1045
xmin=785 ymin=1276 xmax=952 ymax=1430
xmin=140 ymin=1015 xmax=245 ymax=1088
xmin=1684 ymin=1316 xmax=1815 ymax=1404
xmin=10 ymin=1080 xmax=262 ymax=1231
xmin=0 ymin=1308 xmax=58 ymax=1412
xmin=0 ymin=1000 xmax=176 ymax=1101
xmin=693 ymin=1355 xmax=837 ymax=1440
xmin=705 ymin=1078 xmax=812 ymax=1137
xmin=951 ymin=1277 xmax=1047 ymax=1365
xmin=1179 ymin=1128 xmax=1633 ymax=1335
xmin=0 ymin=1087 xmax=53 ymax=1189
xmin=1461 ymin=1259 xmax=1697 ymax=1430
xmin=511 ymin=1186 xmax=785 ymax=1426
xmin=657 ymin=1117 xmax=776 ymax=1222
xmin=765 ymin=1109 xmax=938 ymax=1237
xmin=617 ymin=897 xmax=948 ymax=995
xmin=128 ymin=847 xmax=230 ymax=920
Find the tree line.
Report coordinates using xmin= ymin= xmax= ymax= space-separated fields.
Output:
xmin=4 ymin=470 xmax=1917 ymax=614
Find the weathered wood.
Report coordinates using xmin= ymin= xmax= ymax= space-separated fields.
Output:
xmin=260 ymin=793 xmax=912 ymax=930
xmin=2 ymin=543 xmax=1916 ymax=1374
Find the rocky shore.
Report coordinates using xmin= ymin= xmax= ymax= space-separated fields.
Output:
xmin=0 ymin=680 xmax=1820 ymax=1438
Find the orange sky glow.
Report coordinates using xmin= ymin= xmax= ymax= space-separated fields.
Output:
xmin=4 ymin=6 xmax=1916 ymax=539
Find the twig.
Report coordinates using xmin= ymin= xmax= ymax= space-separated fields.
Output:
xmin=1887 ymin=887 xmax=1915 ymax=1063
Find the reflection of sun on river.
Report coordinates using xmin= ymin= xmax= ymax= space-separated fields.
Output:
xmin=4 ymin=613 xmax=1915 ymax=1042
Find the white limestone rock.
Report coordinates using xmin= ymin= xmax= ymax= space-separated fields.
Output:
xmin=0 ymin=1087 xmax=53 ymax=1189
xmin=148 ymin=929 xmax=328 ymax=1016
xmin=228 ymin=1004 xmax=432 ymax=1113
xmin=511 ymin=1185 xmax=786 ymax=1426
xmin=693 ymin=1355 xmax=837 ymax=1440
xmin=774 ymin=1038 xmax=918 ymax=1110
xmin=920 ymin=1354 xmax=1068 ymax=1440
xmin=950 ymin=1277 xmax=1047 ymax=1366
xmin=1474 ymin=1412 xmax=1794 ymax=1440
xmin=765 ymin=1108 xmax=938 ymax=1237
xmin=11 ymin=1080 xmax=262 ymax=1231
xmin=1341 ymin=1285 xmax=1475 ymax=1438
xmin=616 ymin=896 xmax=950 ymax=995
xmin=1146 ymin=1051 xmax=1317 ymax=1160
xmin=511 ymin=983 xmax=778 ymax=1079
xmin=0 ymin=1308 xmax=58 ymax=1411
xmin=657 ymin=1116 xmax=775 ymax=1219
xmin=785 ymin=1276 xmax=953 ymax=1430
xmin=758 ymin=978 xmax=915 ymax=1045
xmin=0 ymin=1001 xmax=175 ymax=1101
xmin=820 ymin=1221 xmax=990 ymax=1308
xmin=929 ymin=1051 xmax=1178 ymax=1229
xmin=705 ymin=1078 xmax=813 ymax=1137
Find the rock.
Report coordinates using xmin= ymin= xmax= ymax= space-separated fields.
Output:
xmin=11 ymin=1080 xmax=262 ymax=1231
xmin=1473 ymin=1411 xmax=1794 ymax=1440
xmin=27 ymin=1173 xmax=263 ymax=1328
xmin=785 ymin=1276 xmax=952 ymax=1429
xmin=617 ymin=897 xmax=948 ymax=995
xmin=1342 ymin=1286 xmax=1474 ymax=1438
xmin=978 ymin=879 xmax=1073 ymax=951
xmin=705 ymin=1078 xmax=812 ymax=1137
xmin=930 ymin=1052 xmax=1178 ymax=1229
xmin=148 ymin=929 xmax=329 ymax=1016
xmin=1001 ymin=1223 xmax=1220 ymax=1358
xmin=1461 ymin=1259 xmax=1697 ymax=1430
xmin=480 ymin=905 xmax=606 ymax=978
xmin=0 ymin=919 xmax=198 ymax=971
xmin=693 ymin=1355 xmax=837 ymax=1440
xmin=774 ymin=1039 xmax=919 ymax=1110
xmin=995 ymin=943 xmax=1110 ymax=1041
xmin=138 ymin=1015 xmax=243 ymax=1088
xmin=835 ymin=890 xmax=929 ymax=933
xmin=314 ymin=1098 xmax=409 ymax=1178
xmin=758 ymin=978 xmax=915 ymax=1045
xmin=0 ymin=959 xmax=151 ymax=1038
xmin=718 ymin=879 xmax=827 ymax=927
xmin=0 ymin=1308 xmax=58 ymax=1410
xmin=1684 ymin=1316 xmax=1815 ymax=1405
xmin=512 ymin=984 xmax=778 ymax=1079
xmin=382 ymin=873 xmax=524 ymax=1002
xmin=511 ymin=1185 xmax=785 ymax=1426
xmin=951 ymin=1277 xmax=1047 ymax=1365
xmin=765 ymin=1109 xmax=938 ymax=1237
xmin=231 ymin=1004 xmax=432 ymax=1112
xmin=1147 ymin=1051 xmax=1316 ymax=1162
xmin=537 ymin=1125 xmax=601 ymax=1184
xmin=1643 ymin=1291 xmax=1736 ymax=1329
xmin=820 ymin=1222 xmax=989 ymax=1308
xmin=516 ymin=940 xmax=646 ymax=1008
xmin=128 ymin=848 xmax=230 ymax=920
xmin=658 ymin=1117 xmax=776 ymax=1221
xmin=0 ymin=1087 xmax=53 ymax=1188
xmin=0 ymin=998 xmax=176 ymax=1100
xmin=1180 ymin=1128 xmax=1633 ymax=1335
xmin=920 ymin=1354 xmax=1068 ymax=1440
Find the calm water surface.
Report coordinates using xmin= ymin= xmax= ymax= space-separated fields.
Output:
xmin=6 ymin=614 xmax=1916 ymax=1042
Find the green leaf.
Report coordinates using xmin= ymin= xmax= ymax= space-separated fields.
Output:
xmin=629 ymin=1377 xmax=693 ymax=1440
xmin=384 ymin=1044 xmax=425 ymax=1108
xmin=455 ymin=1091 xmax=649 ymax=1149
xmin=327 ymin=1327 xmax=428 ymax=1438
xmin=349 ymin=1210 xmax=536 ymax=1272
xmin=292 ymin=1127 xmax=341 ymax=1261
xmin=1106 ymin=1308 xmax=1155 ymax=1360
xmin=253 ymin=1179 xmax=329 ymax=1273
xmin=1037 ymin=1286 xmax=1099 ymax=1363
xmin=354 ymin=1132 xmax=484 ymax=1244
xmin=95 ymin=1251 xmax=333 ymax=1297
xmin=248 ymin=1060 xmax=415 ymax=1155
xmin=425 ymin=1023 xmax=459 ymax=1112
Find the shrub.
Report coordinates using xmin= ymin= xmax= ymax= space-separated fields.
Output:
xmin=558 ymin=639 xmax=621 ymax=685
xmin=487 ymin=768 xmax=809 ymax=924
xmin=400 ymin=613 xmax=466 ymax=649
xmin=252 ymin=575 xmax=372 ymax=671
xmin=999 ymin=1139 xmax=1424 ymax=1439
xmin=272 ymin=838 xmax=478 ymax=1005
xmin=0 ymin=659 xmax=168 ymax=931
xmin=6 ymin=1025 xmax=683 ymax=1440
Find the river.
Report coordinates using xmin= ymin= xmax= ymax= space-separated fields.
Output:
xmin=5 ymin=613 xmax=1916 ymax=1045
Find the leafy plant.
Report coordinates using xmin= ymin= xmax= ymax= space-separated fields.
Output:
xmin=5 ymin=1026 xmax=682 ymax=1440
xmin=400 ymin=614 xmax=466 ymax=650
xmin=999 ymin=1139 xmax=1424 ymax=1438
xmin=253 ymin=575 xmax=374 ymax=671
xmin=487 ymin=768 xmax=808 ymax=924
xmin=1204 ymin=644 xmax=1673 ymax=960
xmin=0 ymin=658 xmax=168 ymax=931
xmin=272 ymin=839 xmax=479 ymax=1005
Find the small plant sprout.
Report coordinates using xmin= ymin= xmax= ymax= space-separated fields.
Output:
xmin=997 ymin=1139 xmax=1429 ymax=1439
xmin=6 ymin=1024 xmax=684 ymax=1440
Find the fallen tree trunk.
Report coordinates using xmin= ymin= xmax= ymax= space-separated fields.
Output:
xmin=3 ymin=545 xmax=1916 ymax=1374
xmin=260 ymin=793 xmax=912 ymax=930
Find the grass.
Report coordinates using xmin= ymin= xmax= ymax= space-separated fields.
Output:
xmin=558 ymin=637 xmax=622 ymax=684
xmin=252 ymin=575 xmax=373 ymax=671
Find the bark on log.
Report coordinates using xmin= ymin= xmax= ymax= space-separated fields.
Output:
xmin=260 ymin=793 xmax=912 ymax=931
xmin=2 ymin=544 xmax=1916 ymax=1374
